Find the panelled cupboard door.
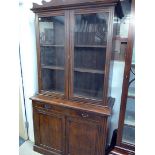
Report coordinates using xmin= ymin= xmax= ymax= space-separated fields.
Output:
xmin=66 ymin=117 xmax=106 ymax=155
xmin=33 ymin=108 xmax=65 ymax=155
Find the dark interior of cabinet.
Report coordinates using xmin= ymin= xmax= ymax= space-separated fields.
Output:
xmin=39 ymin=16 xmax=65 ymax=93
xmin=41 ymin=46 xmax=65 ymax=67
xmin=74 ymin=72 xmax=104 ymax=99
xmin=39 ymin=16 xmax=64 ymax=45
xmin=72 ymin=12 xmax=109 ymax=100
xmin=74 ymin=13 xmax=109 ymax=46
xmin=74 ymin=47 xmax=106 ymax=70
xmin=41 ymin=68 xmax=64 ymax=93
xmin=73 ymin=47 xmax=106 ymax=99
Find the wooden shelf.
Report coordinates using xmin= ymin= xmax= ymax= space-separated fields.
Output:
xmin=74 ymin=68 xmax=104 ymax=74
xmin=40 ymin=44 xmax=64 ymax=47
xmin=42 ymin=65 xmax=64 ymax=70
xmin=75 ymin=45 xmax=106 ymax=48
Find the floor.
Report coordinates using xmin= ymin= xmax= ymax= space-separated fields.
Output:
xmin=19 ymin=140 xmax=42 ymax=155
xmin=19 ymin=137 xmax=25 ymax=146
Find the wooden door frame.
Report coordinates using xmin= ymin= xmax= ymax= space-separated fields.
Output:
xmin=116 ymin=0 xmax=135 ymax=151
xmin=35 ymin=10 xmax=70 ymax=99
xmin=68 ymin=6 xmax=115 ymax=106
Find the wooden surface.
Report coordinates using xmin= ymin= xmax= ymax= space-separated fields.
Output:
xmin=35 ymin=6 xmax=116 ymax=106
xmin=31 ymin=1 xmax=119 ymax=155
xmin=109 ymin=146 xmax=135 ymax=155
xmin=33 ymin=107 xmax=65 ymax=154
xmin=32 ymin=0 xmax=119 ymax=12
xmin=30 ymin=95 xmax=113 ymax=116
xmin=66 ymin=117 xmax=106 ymax=155
xmin=32 ymin=95 xmax=114 ymax=155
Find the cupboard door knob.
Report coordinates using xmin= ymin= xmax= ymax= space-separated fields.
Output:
xmin=81 ymin=113 xmax=89 ymax=118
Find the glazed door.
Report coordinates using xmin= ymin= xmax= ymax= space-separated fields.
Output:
xmin=37 ymin=11 xmax=69 ymax=98
xmin=66 ymin=117 xmax=106 ymax=155
xmin=33 ymin=108 xmax=65 ymax=155
xmin=69 ymin=7 xmax=114 ymax=105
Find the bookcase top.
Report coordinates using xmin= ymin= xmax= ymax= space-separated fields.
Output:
xmin=31 ymin=0 xmax=120 ymax=12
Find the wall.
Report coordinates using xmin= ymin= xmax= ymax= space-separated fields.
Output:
xmin=19 ymin=90 xmax=28 ymax=139
xmin=108 ymin=61 xmax=125 ymax=143
xmin=19 ymin=0 xmax=125 ymax=143
xmin=19 ymin=0 xmax=38 ymax=142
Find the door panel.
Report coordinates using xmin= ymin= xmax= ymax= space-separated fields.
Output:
xmin=69 ymin=7 xmax=114 ymax=106
xmin=39 ymin=15 xmax=65 ymax=94
xmin=33 ymin=108 xmax=65 ymax=155
xmin=66 ymin=117 xmax=105 ymax=155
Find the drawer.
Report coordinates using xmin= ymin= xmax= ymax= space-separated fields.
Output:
xmin=33 ymin=101 xmax=53 ymax=109
xmin=33 ymin=101 xmax=64 ymax=114
xmin=67 ymin=109 xmax=104 ymax=122
xmin=33 ymin=101 xmax=104 ymax=122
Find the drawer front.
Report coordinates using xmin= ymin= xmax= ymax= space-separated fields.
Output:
xmin=33 ymin=101 xmax=65 ymax=114
xmin=33 ymin=101 xmax=104 ymax=122
xmin=67 ymin=109 xmax=104 ymax=122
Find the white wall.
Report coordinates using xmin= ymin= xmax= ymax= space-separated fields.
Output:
xmin=19 ymin=0 xmax=125 ymax=143
xmin=19 ymin=0 xmax=38 ymax=142
xmin=108 ymin=61 xmax=125 ymax=143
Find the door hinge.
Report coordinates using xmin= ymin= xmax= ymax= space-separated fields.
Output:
xmin=25 ymin=121 xmax=29 ymax=129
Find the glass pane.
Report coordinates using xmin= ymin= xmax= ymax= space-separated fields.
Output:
xmin=40 ymin=46 xmax=65 ymax=67
xmin=39 ymin=16 xmax=65 ymax=93
xmin=74 ymin=47 xmax=106 ymax=70
xmin=39 ymin=16 xmax=65 ymax=45
xmin=122 ymin=44 xmax=135 ymax=145
xmin=74 ymin=72 xmax=104 ymax=99
xmin=42 ymin=69 xmax=64 ymax=93
xmin=124 ymin=98 xmax=135 ymax=126
xmin=73 ymin=12 xmax=109 ymax=100
xmin=122 ymin=124 xmax=135 ymax=144
xmin=75 ymin=13 xmax=109 ymax=45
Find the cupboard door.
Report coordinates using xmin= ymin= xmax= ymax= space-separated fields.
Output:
xmin=66 ymin=117 xmax=106 ymax=155
xmin=33 ymin=108 xmax=65 ymax=155
xmin=69 ymin=8 xmax=114 ymax=104
xmin=38 ymin=14 xmax=67 ymax=96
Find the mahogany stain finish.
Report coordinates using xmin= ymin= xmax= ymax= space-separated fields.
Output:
xmin=31 ymin=95 xmax=114 ymax=155
xmin=31 ymin=0 xmax=121 ymax=155
xmin=32 ymin=0 xmax=120 ymax=13
xmin=109 ymin=146 xmax=135 ymax=155
xmin=33 ymin=107 xmax=65 ymax=155
xmin=66 ymin=117 xmax=105 ymax=155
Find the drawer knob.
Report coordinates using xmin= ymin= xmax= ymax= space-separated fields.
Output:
xmin=44 ymin=104 xmax=52 ymax=109
xmin=81 ymin=113 xmax=89 ymax=118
